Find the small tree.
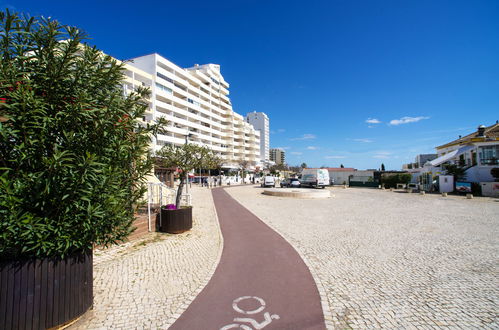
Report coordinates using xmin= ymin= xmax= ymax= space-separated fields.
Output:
xmin=239 ymin=160 xmax=255 ymax=183
xmin=300 ymin=162 xmax=308 ymax=168
xmin=209 ymin=154 xmax=224 ymax=184
xmin=156 ymin=144 xmax=216 ymax=207
xmin=340 ymin=164 xmax=344 ymax=168
xmin=444 ymin=164 xmax=466 ymax=181
xmin=0 ymin=11 xmax=165 ymax=260
xmin=381 ymin=163 xmax=386 ymax=171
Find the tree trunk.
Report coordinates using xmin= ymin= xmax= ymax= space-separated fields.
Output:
xmin=175 ymin=174 xmax=185 ymax=208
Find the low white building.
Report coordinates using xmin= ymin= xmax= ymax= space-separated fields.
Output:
xmin=428 ymin=123 xmax=499 ymax=182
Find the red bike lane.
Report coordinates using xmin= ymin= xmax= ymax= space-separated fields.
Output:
xmin=169 ymin=187 xmax=325 ymax=329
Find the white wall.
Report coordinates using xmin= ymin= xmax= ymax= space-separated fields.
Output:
xmin=465 ymin=166 xmax=494 ymax=182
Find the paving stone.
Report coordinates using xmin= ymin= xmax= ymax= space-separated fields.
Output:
xmin=70 ymin=186 xmax=223 ymax=329
xmin=227 ymin=186 xmax=499 ymax=329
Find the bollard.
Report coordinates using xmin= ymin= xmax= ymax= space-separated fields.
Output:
xmin=343 ymin=185 xmax=347 ymax=189
xmin=441 ymin=192 xmax=447 ymax=197
xmin=420 ymin=191 xmax=425 ymax=195
xmin=390 ymin=188 xmax=394 ymax=192
xmin=466 ymin=193 xmax=473 ymax=199
xmin=406 ymin=188 xmax=412 ymax=193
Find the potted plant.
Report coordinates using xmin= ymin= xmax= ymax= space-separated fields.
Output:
xmin=156 ymin=144 xmax=219 ymax=233
xmin=0 ymin=11 xmax=164 ymax=329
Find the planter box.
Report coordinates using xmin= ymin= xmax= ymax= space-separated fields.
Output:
xmin=0 ymin=249 xmax=93 ymax=330
xmin=159 ymin=207 xmax=193 ymax=234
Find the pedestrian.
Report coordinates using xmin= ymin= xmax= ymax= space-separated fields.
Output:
xmin=214 ymin=177 xmax=218 ymax=187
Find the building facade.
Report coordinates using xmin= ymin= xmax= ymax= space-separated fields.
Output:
xmin=270 ymin=148 xmax=285 ymax=165
xmin=429 ymin=123 xmax=499 ymax=182
xmin=415 ymin=154 xmax=438 ymax=167
xmin=402 ymin=153 xmax=438 ymax=169
xmin=245 ymin=111 xmax=270 ymax=163
xmin=127 ymin=53 xmax=261 ymax=169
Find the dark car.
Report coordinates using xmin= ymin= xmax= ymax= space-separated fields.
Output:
xmin=280 ymin=178 xmax=301 ymax=188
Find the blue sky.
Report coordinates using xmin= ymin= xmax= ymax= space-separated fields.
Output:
xmin=6 ymin=0 xmax=499 ymax=170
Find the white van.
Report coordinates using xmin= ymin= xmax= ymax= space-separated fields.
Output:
xmin=300 ymin=169 xmax=330 ymax=188
xmin=261 ymin=176 xmax=276 ymax=188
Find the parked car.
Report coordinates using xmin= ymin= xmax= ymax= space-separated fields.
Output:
xmin=300 ymin=168 xmax=330 ymax=188
xmin=261 ymin=176 xmax=276 ymax=188
xmin=280 ymin=178 xmax=301 ymax=188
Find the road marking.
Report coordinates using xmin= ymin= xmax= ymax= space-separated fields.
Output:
xmin=221 ymin=296 xmax=280 ymax=330
xmin=232 ymin=296 xmax=266 ymax=315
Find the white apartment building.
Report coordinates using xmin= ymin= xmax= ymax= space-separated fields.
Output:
xmin=126 ymin=53 xmax=261 ymax=169
xmin=270 ymin=148 xmax=285 ymax=165
xmin=245 ymin=111 xmax=270 ymax=163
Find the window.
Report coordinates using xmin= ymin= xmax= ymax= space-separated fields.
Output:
xmin=157 ymin=72 xmax=173 ymax=84
xmin=479 ymin=145 xmax=499 ymax=165
xmin=155 ymin=82 xmax=172 ymax=95
xmin=187 ymin=98 xmax=200 ymax=107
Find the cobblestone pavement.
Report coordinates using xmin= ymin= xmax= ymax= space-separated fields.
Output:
xmin=226 ymin=186 xmax=499 ymax=329
xmin=70 ymin=186 xmax=222 ymax=329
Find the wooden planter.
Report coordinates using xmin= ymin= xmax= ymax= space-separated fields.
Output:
xmin=0 ymin=249 xmax=93 ymax=330
xmin=159 ymin=207 xmax=193 ymax=234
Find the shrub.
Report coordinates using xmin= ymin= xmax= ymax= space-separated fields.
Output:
xmin=471 ymin=182 xmax=482 ymax=196
xmin=381 ymin=173 xmax=412 ymax=188
xmin=0 ymin=11 xmax=163 ymax=260
xmin=491 ymin=167 xmax=499 ymax=182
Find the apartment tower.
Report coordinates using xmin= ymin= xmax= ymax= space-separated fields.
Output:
xmin=245 ymin=111 xmax=270 ymax=163
xmin=126 ymin=53 xmax=261 ymax=169
xmin=270 ymin=148 xmax=285 ymax=165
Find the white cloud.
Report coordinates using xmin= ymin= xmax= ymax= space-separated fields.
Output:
xmin=306 ymin=146 xmax=318 ymax=150
xmin=290 ymin=152 xmax=303 ymax=155
xmin=277 ymin=146 xmax=291 ymax=150
xmin=325 ymin=155 xmax=346 ymax=159
xmin=366 ymin=118 xmax=381 ymax=124
xmin=353 ymin=138 xmax=373 ymax=143
xmin=277 ymin=128 xmax=285 ymax=133
xmin=373 ymin=151 xmax=392 ymax=159
xmin=291 ymin=134 xmax=316 ymax=141
xmin=389 ymin=116 xmax=429 ymax=126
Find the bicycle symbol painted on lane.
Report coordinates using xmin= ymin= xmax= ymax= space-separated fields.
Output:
xmin=220 ymin=296 xmax=280 ymax=330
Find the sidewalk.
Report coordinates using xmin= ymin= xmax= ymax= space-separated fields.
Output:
xmin=70 ymin=186 xmax=223 ymax=329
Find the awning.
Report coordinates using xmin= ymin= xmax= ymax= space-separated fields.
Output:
xmin=429 ymin=145 xmax=474 ymax=166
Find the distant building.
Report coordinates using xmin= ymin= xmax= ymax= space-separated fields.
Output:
xmin=246 ymin=111 xmax=269 ymax=163
xmin=303 ymin=167 xmax=375 ymax=185
xmin=406 ymin=122 xmax=499 ymax=186
xmin=402 ymin=153 xmax=438 ymax=169
xmin=415 ymin=154 xmax=438 ymax=167
xmin=270 ymin=148 xmax=285 ymax=165
xmin=428 ymin=122 xmax=499 ymax=182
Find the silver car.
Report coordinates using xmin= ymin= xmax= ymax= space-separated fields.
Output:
xmin=280 ymin=178 xmax=301 ymax=188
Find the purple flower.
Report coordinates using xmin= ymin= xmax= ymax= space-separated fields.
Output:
xmin=164 ymin=204 xmax=177 ymax=210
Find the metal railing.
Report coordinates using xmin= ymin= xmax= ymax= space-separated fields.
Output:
xmin=146 ymin=182 xmax=191 ymax=232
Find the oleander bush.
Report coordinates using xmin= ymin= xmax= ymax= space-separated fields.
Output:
xmin=0 ymin=11 xmax=163 ymax=260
